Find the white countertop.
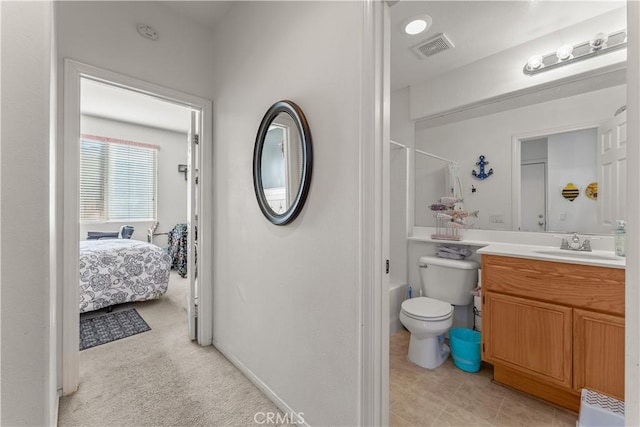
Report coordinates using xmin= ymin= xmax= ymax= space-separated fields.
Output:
xmin=477 ymin=243 xmax=626 ymax=269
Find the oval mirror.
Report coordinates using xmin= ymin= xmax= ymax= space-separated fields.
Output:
xmin=253 ymin=100 xmax=313 ymax=225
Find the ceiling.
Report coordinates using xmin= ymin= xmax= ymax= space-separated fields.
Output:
xmin=390 ymin=1 xmax=626 ymax=91
xmin=81 ymin=1 xmax=627 ymax=129
xmin=80 ymin=1 xmax=235 ymax=132
xmin=81 ymin=78 xmax=193 ymax=133
xmin=160 ymin=1 xmax=234 ymax=31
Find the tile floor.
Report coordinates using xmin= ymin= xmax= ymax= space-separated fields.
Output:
xmin=390 ymin=330 xmax=578 ymax=426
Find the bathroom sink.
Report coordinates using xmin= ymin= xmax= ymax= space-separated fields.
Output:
xmin=533 ymin=249 xmax=619 ymax=261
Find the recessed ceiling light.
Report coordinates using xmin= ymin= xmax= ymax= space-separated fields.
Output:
xmin=403 ymin=15 xmax=432 ymax=36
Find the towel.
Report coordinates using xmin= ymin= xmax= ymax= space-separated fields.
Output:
xmin=436 ymin=244 xmax=471 ymax=260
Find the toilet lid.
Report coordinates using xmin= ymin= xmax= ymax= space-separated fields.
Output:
xmin=401 ymin=297 xmax=453 ymax=320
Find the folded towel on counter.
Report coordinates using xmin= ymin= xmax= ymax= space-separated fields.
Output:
xmin=436 ymin=245 xmax=472 ymax=260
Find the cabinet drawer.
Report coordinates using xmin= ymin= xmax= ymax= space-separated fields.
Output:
xmin=482 ymin=255 xmax=624 ymax=316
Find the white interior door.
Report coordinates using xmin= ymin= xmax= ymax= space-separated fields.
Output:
xmin=521 ymin=162 xmax=546 ymax=231
xmin=598 ymin=111 xmax=627 ymax=228
xmin=187 ymin=111 xmax=198 ymax=340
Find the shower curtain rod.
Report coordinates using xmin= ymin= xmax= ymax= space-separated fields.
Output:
xmin=415 ymin=148 xmax=456 ymax=165
xmin=390 ymin=140 xmax=456 ymax=164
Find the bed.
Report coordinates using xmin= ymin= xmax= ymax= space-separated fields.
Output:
xmin=79 ymin=239 xmax=172 ymax=313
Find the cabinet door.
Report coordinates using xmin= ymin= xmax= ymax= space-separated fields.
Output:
xmin=484 ymin=293 xmax=573 ymax=388
xmin=574 ymin=309 xmax=625 ymax=399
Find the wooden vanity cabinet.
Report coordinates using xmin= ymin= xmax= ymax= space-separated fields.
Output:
xmin=481 ymin=254 xmax=625 ymax=412
xmin=484 ymin=293 xmax=573 ymax=388
xmin=573 ymin=309 xmax=625 ymax=398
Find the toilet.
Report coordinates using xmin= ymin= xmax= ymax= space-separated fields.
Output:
xmin=399 ymin=255 xmax=479 ymax=369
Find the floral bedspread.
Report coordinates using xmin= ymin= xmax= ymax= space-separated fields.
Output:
xmin=79 ymin=239 xmax=171 ymax=313
xmin=168 ymin=223 xmax=188 ymax=278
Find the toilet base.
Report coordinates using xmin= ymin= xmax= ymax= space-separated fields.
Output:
xmin=407 ymin=334 xmax=450 ymax=369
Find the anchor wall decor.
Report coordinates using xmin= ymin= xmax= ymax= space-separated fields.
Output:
xmin=472 ymin=155 xmax=493 ymax=180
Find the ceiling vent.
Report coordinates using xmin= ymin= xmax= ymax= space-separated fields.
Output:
xmin=411 ymin=33 xmax=454 ymax=59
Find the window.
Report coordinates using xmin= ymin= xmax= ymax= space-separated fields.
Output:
xmin=80 ymin=134 xmax=158 ymax=222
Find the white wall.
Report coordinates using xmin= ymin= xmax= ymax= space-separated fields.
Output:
xmin=414 ymin=84 xmax=626 ymax=231
xmin=55 ymin=0 xmax=217 ymax=391
xmin=79 ymin=115 xmax=188 ymax=242
xmin=1 ymin=1 xmax=57 ymax=425
xmin=209 ymin=2 xmax=364 ymax=425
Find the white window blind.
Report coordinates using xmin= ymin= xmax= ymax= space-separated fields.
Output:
xmin=80 ymin=134 xmax=158 ymax=222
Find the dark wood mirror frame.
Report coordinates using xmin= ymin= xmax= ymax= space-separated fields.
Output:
xmin=253 ymin=100 xmax=313 ymax=225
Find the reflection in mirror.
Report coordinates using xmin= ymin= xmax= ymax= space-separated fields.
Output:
xmin=520 ymin=128 xmax=599 ymax=233
xmin=262 ymin=113 xmax=303 ymax=214
xmin=414 ymin=84 xmax=626 ymax=234
xmin=253 ymin=100 xmax=312 ymax=226
xmin=414 ymin=151 xmax=469 ymax=228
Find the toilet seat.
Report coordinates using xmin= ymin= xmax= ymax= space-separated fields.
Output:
xmin=401 ymin=297 xmax=453 ymax=322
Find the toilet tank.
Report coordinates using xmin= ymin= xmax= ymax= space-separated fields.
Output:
xmin=418 ymin=256 xmax=479 ymax=306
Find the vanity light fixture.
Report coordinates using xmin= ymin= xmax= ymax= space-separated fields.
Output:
xmin=523 ymin=29 xmax=626 ymax=76
xmin=556 ymin=44 xmax=573 ymax=61
xmin=590 ymin=32 xmax=609 ymax=50
xmin=403 ymin=15 xmax=432 ymax=35
xmin=526 ymin=55 xmax=543 ymax=71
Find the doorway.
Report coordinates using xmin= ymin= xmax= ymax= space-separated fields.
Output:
xmin=521 ymin=162 xmax=547 ymax=232
xmin=61 ymin=60 xmax=213 ymax=395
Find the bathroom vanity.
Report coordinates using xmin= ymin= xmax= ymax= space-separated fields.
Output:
xmin=478 ymin=247 xmax=625 ymax=412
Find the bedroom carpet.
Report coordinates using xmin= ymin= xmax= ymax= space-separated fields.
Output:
xmin=59 ymin=272 xmax=292 ymax=427
xmin=79 ymin=308 xmax=151 ymax=350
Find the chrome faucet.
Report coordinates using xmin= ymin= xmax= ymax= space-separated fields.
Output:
xmin=560 ymin=233 xmax=592 ymax=252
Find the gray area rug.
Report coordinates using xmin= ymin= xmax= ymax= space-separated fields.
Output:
xmin=80 ymin=308 xmax=151 ymax=350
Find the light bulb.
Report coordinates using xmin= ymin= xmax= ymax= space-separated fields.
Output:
xmin=403 ymin=15 xmax=432 ymax=36
xmin=527 ymin=55 xmax=543 ymax=71
xmin=405 ymin=19 xmax=427 ymax=35
xmin=556 ymin=45 xmax=573 ymax=61
xmin=590 ymin=32 xmax=609 ymax=50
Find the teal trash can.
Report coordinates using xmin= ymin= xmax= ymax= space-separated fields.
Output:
xmin=449 ymin=328 xmax=481 ymax=373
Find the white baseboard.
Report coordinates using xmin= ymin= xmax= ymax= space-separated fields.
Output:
xmin=212 ymin=340 xmax=309 ymax=427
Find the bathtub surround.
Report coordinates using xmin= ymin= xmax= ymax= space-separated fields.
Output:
xmin=390 ymin=282 xmax=409 ymax=335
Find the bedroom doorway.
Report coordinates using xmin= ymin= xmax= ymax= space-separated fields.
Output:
xmin=62 ymin=60 xmax=213 ymax=395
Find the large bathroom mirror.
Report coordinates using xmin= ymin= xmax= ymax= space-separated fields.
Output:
xmin=413 ymin=85 xmax=627 ymax=234
xmin=399 ymin=2 xmax=627 ymax=235
xmin=253 ymin=100 xmax=313 ymax=225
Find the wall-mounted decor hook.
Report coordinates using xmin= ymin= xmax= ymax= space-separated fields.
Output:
xmin=472 ymin=155 xmax=493 ymax=180
xmin=471 ymin=185 xmax=476 ymax=193
xmin=178 ymin=164 xmax=188 ymax=180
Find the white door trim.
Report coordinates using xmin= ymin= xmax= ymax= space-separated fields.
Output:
xmin=61 ymin=59 xmax=213 ymax=395
xmin=625 ymin=1 xmax=640 ymax=424
xmin=360 ymin=1 xmax=389 ymax=425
